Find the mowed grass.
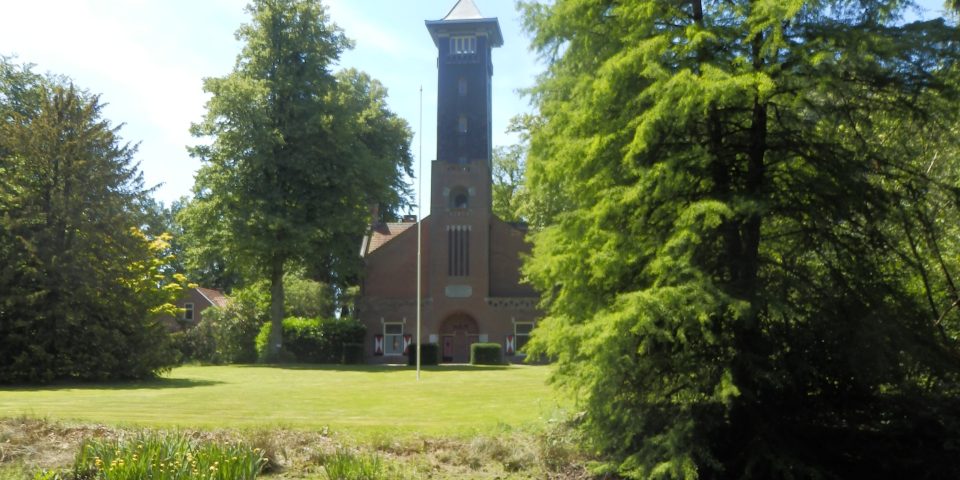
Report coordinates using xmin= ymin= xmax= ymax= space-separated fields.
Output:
xmin=0 ymin=364 xmax=563 ymax=438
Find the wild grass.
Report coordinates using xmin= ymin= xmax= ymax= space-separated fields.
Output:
xmin=318 ymin=448 xmax=386 ymax=480
xmin=0 ymin=418 xmax=594 ymax=479
xmin=21 ymin=432 xmax=267 ymax=479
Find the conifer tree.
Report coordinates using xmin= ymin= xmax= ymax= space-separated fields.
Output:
xmin=520 ymin=1 xmax=960 ymax=477
xmin=0 ymin=60 xmax=181 ymax=382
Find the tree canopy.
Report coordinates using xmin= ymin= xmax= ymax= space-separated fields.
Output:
xmin=492 ymin=116 xmax=535 ymax=223
xmin=520 ymin=0 xmax=960 ymax=477
xmin=184 ymin=0 xmax=413 ymax=357
xmin=0 ymin=58 xmax=183 ymax=382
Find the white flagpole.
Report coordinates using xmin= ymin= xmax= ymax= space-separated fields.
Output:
xmin=416 ymin=85 xmax=423 ymax=381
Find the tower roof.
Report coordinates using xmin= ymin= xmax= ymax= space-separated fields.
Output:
xmin=443 ymin=0 xmax=483 ymax=20
xmin=425 ymin=0 xmax=503 ymax=48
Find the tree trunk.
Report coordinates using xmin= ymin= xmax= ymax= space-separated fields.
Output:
xmin=268 ymin=255 xmax=285 ymax=359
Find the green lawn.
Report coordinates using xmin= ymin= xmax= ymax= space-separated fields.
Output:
xmin=0 ymin=364 xmax=564 ymax=438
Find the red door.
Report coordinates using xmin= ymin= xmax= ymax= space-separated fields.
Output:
xmin=442 ymin=335 xmax=454 ymax=362
xmin=439 ymin=314 xmax=479 ymax=363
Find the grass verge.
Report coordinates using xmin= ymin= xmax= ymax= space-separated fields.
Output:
xmin=0 ymin=364 xmax=561 ymax=439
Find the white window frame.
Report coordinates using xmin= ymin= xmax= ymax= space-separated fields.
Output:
xmin=515 ymin=322 xmax=534 ymax=354
xmin=183 ymin=303 xmax=194 ymax=321
xmin=384 ymin=323 xmax=404 ymax=356
xmin=450 ymin=36 xmax=476 ymax=55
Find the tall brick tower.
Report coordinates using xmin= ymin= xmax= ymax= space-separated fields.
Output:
xmin=425 ymin=0 xmax=503 ymax=303
xmin=359 ymin=1 xmax=537 ymax=364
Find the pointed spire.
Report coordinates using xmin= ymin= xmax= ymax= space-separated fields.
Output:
xmin=425 ymin=0 xmax=504 ymax=48
xmin=442 ymin=0 xmax=483 ymax=20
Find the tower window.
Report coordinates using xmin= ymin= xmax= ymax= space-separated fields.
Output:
xmin=458 ymin=77 xmax=468 ymax=96
xmin=458 ymin=115 xmax=468 ymax=133
xmin=450 ymin=36 xmax=476 ymax=55
xmin=449 ymin=186 xmax=469 ymax=209
xmin=448 ymin=225 xmax=471 ymax=277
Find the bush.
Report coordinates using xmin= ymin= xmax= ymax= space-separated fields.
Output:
xmin=406 ymin=343 xmax=440 ymax=366
xmin=173 ymin=285 xmax=267 ymax=365
xmin=342 ymin=343 xmax=365 ymax=364
xmin=470 ymin=343 xmax=503 ymax=365
xmin=256 ymin=317 xmax=366 ymax=364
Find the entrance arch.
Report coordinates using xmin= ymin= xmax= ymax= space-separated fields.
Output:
xmin=439 ymin=313 xmax=479 ymax=363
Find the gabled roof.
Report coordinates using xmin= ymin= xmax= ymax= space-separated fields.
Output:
xmin=195 ymin=287 xmax=230 ymax=308
xmin=363 ymin=222 xmax=417 ymax=256
xmin=443 ymin=0 xmax=483 ymax=20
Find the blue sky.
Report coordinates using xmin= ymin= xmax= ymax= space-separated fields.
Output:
xmin=0 ymin=0 xmax=951 ymax=216
xmin=0 ymin=0 xmax=542 ymax=215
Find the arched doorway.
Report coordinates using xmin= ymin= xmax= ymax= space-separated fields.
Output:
xmin=439 ymin=313 xmax=479 ymax=363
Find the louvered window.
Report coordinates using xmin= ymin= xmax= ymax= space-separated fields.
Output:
xmin=448 ymin=225 xmax=471 ymax=277
xmin=450 ymin=36 xmax=476 ymax=55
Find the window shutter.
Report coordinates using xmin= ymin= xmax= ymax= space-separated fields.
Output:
xmin=374 ymin=334 xmax=384 ymax=356
xmin=403 ymin=334 xmax=413 ymax=354
xmin=505 ymin=335 xmax=515 ymax=355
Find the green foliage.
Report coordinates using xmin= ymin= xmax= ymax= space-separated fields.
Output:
xmin=175 ymin=285 xmax=268 ymax=364
xmin=255 ymin=317 xmax=365 ymax=363
xmin=0 ymin=58 xmax=179 ymax=383
xmin=185 ymin=0 xmax=413 ymax=358
xmin=470 ymin=343 xmax=503 ymax=365
xmin=319 ymin=449 xmax=385 ymax=480
xmin=405 ymin=343 xmax=440 ymax=366
xmin=174 ymin=275 xmax=338 ymax=364
xmin=68 ymin=433 xmax=267 ymax=479
xmin=283 ymin=272 xmax=335 ymax=318
xmin=491 ymin=115 xmax=534 ymax=223
xmin=342 ymin=343 xmax=364 ymax=365
xmin=520 ymin=0 xmax=960 ymax=477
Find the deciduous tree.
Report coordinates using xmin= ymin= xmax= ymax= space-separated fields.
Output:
xmin=186 ymin=0 xmax=412 ymax=359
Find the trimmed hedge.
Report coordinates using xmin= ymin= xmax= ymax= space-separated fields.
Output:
xmin=343 ymin=343 xmax=365 ymax=364
xmin=470 ymin=343 xmax=503 ymax=365
xmin=256 ymin=317 xmax=366 ymax=364
xmin=406 ymin=343 xmax=440 ymax=366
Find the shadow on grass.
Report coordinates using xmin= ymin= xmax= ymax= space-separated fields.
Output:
xmin=0 ymin=377 xmax=223 ymax=392
xmin=232 ymin=363 xmax=514 ymax=373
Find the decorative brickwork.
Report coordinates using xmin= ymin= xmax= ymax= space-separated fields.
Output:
xmin=358 ymin=0 xmax=538 ymax=363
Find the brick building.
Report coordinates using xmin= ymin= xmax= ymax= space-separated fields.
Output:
xmin=161 ymin=287 xmax=230 ymax=332
xmin=358 ymin=0 xmax=538 ymax=363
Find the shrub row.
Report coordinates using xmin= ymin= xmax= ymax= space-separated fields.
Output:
xmin=255 ymin=317 xmax=366 ymax=364
xmin=470 ymin=343 xmax=503 ymax=365
xmin=406 ymin=343 xmax=440 ymax=366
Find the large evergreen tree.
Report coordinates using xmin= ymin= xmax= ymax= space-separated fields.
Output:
xmin=186 ymin=0 xmax=412 ymax=357
xmin=0 ymin=59 xmax=181 ymax=382
xmin=521 ymin=1 xmax=960 ymax=477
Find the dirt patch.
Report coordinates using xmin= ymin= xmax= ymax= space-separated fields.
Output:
xmin=0 ymin=417 xmax=593 ymax=479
